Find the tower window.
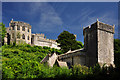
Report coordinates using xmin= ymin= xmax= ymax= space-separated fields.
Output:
xmin=28 ymin=36 xmax=29 ymax=40
xmin=17 ymin=32 xmax=20 ymax=39
xmin=22 ymin=34 xmax=25 ymax=39
xmin=11 ymin=23 xmax=15 ymax=30
xmin=17 ymin=26 xmax=20 ymax=30
xmin=28 ymin=29 xmax=29 ymax=32
xmin=22 ymin=26 xmax=25 ymax=31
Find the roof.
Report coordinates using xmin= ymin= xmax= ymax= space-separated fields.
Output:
xmin=59 ymin=48 xmax=85 ymax=56
xmin=10 ymin=20 xmax=31 ymax=29
xmin=40 ymin=54 xmax=49 ymax=63
xmin=58 ymin=48 xmax=85 ymax=59
xmin=48 ymin=53 xmax=58 ymax=67
xmin=57 ymin=60 xmax=68 ymax=68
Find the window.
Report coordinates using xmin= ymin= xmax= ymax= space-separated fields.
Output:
xmin=12 ymin=33 xmax=14 ymax=38
xmin=12 ymin=26 xmax=14 ymax=30
xmin=17 ymin=32 xmax=20 ymax=39
xmin=11 ymin=23 xmax=15 ymax=30
xmin=22 ymin=26 xmax=25 ymax=31
xmin=28 ymin=29 xmax=29 ymax=32
xmin=17 ymin=26 xmax=20 ymax=30
xmin=22 ymin=34 xmax=25 ymax=39
xmin=28 ymin=36 xmax=29 ymax=40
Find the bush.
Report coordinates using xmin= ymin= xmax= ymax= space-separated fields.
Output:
xmin=72 ymin=64 xmax=90 ymax=79
xmin=2 ymin=44 xmax=120 ymax=79
xmin=2 ymin=44 xmax=64 ymax=79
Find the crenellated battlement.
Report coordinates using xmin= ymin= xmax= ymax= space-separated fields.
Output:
xmin=5 ymin=19 xmax=60 ymax=49
xmin=10 ymin=19 xmax=31 ymax=29
xmin=83 ymin=21 xmax=114 ymax=36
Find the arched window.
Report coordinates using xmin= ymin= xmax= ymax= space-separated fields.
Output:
xmin=22 ymin=34 xmax=25 ymax=39
xmin=17 ymin=32 xmax=20 ymax=39
xmin=28 ymin=36 xmax=29 ymax=40
xmin=28 ymin=29 xmax=29 ymax=32
xmin=22 ymin=26 xmax=25 ymax=31
xmin=17 ymin=26 xmax=20 ymax=30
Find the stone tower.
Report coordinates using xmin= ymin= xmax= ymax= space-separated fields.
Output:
xmin=6 ymin=19 xmax=32 ymax=44
xmin=83 ymin=19 xmax=114 ymax=67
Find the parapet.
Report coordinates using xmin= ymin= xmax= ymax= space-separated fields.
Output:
xmin=83 ymin=26 xmax=91 ymax=36
xmin=83 ymin=20 xmax=114 ymax=35
xmin=98 ymin=22 xmax=114 ymax=34
xmin=10 ymin=19 xmax=31 ymax=29
xmin=32 ymin=33 xmax=57 ymax=44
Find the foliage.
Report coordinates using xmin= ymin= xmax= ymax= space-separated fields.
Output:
xmin=2 ymin=40 xmax=120 ymax=79
xmin=77 ymin=41 xmax=84 ymax=49
xmin=17 ymin=32 xmax=21 ymax=39
xmin=2 ymin=44 xmax=88 ymax=79
xmin=56 ymin=31 xmax=83 ymax=53
xmin=0 ymin=23 xmax=6 ymax=45
xmin=72 ymin=64 xmax=90 ymax=79
xmin=114 ymin=39 xmax=120 ymax=68
xmin=2 ymin=44 xmax=64 ymax=79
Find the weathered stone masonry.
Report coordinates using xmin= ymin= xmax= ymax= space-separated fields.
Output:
xmin=4 ymin=19 xmax=60 ymax=49
xmin=58 ymin=20 xmax=115 ymax=67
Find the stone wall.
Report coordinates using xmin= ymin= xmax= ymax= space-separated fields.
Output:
xmin=48 ymin=53 xmax=58 ymax=67
xmin=6 ymin=19 xmax=31 ymax=44
xmin=32 ymin=33 xmax=60 ymax=49
xmin=73 ymin=56 xmax=86 ymax=65
xmin=58 ymin=49 xmax=86 ymax=67
xmin=97 ymin=22 xmax=114 ymax=66
xmin=59 ymin=20 xmax=115 ymax=67
xmin=83 ymin=23 xmax=97 ymax=67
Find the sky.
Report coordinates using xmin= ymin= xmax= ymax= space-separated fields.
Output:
xmin=2 ymin=2 xmax=118 ymax=43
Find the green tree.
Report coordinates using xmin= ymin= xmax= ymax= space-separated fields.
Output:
xmin=114 ymin=39 xmax=120 ymax=68
xmin=57 ymin=31 xmax=82 ymax=53
xmin=0 ymin=23 xmax=6 ymax=45
xmin=77 ymin=41 xmax=84 ymax=49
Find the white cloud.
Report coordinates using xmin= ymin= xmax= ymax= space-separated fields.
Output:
xmin=79 ymin=10 xmax=118 ymax=38
xmin=29 ymin=2 xmax=63 ymax=33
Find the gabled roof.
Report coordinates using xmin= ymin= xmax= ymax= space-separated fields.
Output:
xmin=59 ymin=48 xmax=85 ymax=56
xmin=57 ymin=60 xmax=68 ymax=68
xmin=40 ymin=54 xmax=49 ymax=63
xmin=41 ymin=53 xmax=58 ymax=67
xmin=48 ymin=53 xmax=58 ymax=67
xmin=58 ymin=48 xmax=85 ymax=59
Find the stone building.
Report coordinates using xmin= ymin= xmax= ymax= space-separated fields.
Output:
xmin=5 ymin=19 xmax=31 ymax=44
xmin=4 ymin=19 xmax=60 ymax=49
xmin=31 ymin=33 xmax=60 ymax=49
xmin=42 ymin=20 xmax=115 ymax=67
xmin=41 ymin=53 xmax=68 ymax=67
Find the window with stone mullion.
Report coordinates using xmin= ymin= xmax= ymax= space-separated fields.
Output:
xmin=22 ymin=26 xmax=25 ymax=31
xmin=22 ymin=34 xmax=25 ymax=39
xmin=17 ymin=26 xmax=20 ymax=30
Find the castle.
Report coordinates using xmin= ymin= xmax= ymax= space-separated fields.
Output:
xmin=4 ymin=19 xmax=60 ymax=49
xmin=41 ymin=19 xmax=115 ymax=67
xmin=4 ymin=19 xmax=115 ymax=67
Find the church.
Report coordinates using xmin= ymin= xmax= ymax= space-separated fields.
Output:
xmin=41 ymin=19 xmax=115 ymax=68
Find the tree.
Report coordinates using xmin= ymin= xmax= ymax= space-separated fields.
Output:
xmin=77 ymin=41 xmax=84 ymax=49
xmin=0 ymin=23 xmax=6 ymax=45
xmin=57 ymin=31 xmax=83 ymax=53
xmin=114 ymin=39 xmax=120 ymax=68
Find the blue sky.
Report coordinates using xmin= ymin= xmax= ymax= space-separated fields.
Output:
xmin=2 ymin=2 xmax=118 ymax=43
